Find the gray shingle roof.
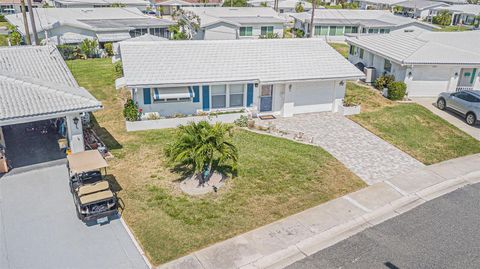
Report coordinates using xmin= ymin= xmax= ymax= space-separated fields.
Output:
xmin=119 ymin=39 xmax=364 ymax=87
xmin=0 ymin=46 xmax=102 ymax=124
xmin=346 ymin=31 xmax=480 ymax=65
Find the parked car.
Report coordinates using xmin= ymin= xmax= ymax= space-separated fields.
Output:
xmin=67 ymin=150 xmax=118 ymax=224
xmin=437 ymin=91 xmax=480 ymax=126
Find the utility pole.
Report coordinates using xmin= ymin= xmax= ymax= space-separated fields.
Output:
xmin=20 ymin=0 xmax=31 ymax=45
xmin=309 ymin=0 xmax=316 ymax=38
xmin=274 ymin=0 xmax=279 ymax=12
xmin=26 ymin=0 xmax=39 ymax=45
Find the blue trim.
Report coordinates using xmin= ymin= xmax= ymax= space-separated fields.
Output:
xmin=188 ymin=86 xmax=193 ymax=98
xmin=153 ymin=88 xmax=160 ymax=100
xmin=247 ymin=83 xmax=254 ymax=107
xmin=143 ymin=88 xmax=151 ymax=105
xmin=192 ymin=86 xmax=200 ymax=103
xmin=202 ymin=85 xmax=210 ymax=111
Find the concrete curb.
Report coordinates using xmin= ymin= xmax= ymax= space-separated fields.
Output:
xmin=120 ymin=217 xmax=153 ymax=269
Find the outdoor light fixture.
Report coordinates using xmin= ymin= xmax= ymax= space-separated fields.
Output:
xmin=254 ymin=83 xmax=259 ymax=87
xmin=289 ymin=84 xmax=292 ymax=90
xmin=339 ymin=80 xmax=345 ymax=86
xmin=455 ymin=72 xmax=459 ymax=78
xmin=408 ymin=71 xmax=413 ymax=78
xmin=73 ymin=117 xmax=79 ymax=129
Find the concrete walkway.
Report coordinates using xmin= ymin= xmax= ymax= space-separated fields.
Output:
xmin=255 ymin=113 xmax=423 ymax=185
xmin=414 ymin=97 xmax=480 ymax=141
xmin=159 ymin=154 xmax=480 ymax=269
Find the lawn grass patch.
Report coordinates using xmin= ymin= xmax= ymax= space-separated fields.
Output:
xmin=347 ymin=82 xmax=480 ymax=164
xmin=436 ymin=25 xmax=471 ymax=32
xmin=68 ymin=58 xmax=366 ymax=265
xmin=328 ymin=42 xmax=349 ymax=58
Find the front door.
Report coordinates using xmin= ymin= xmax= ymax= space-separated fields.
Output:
xmin=458 ymin=68 xmax=474 ymax=87
xmin=260 ymin=85 xmax=273 ymax=112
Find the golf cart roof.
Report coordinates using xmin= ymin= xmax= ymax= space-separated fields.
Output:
xmin=67 ymin=150 xmax=108 ymax=174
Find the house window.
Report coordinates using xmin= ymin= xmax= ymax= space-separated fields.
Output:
xmin=150 ymin=28 xmax=167 ymax=38
xmin=335 ymin=26 xmax=344 ymax=36
xmin=314 ymin=25 xmax=328 ymax=36
xmin=260 ymin=26 xmax=274 ymax=36
xmin=211 ymin=85 xmax=227 ymax=108
xmin=329 ymin=26 xmax=337 ymax=36
xmin=239 ymin=27 xmax=253 ymax=37
xmin=229 ymin=84 xmax=244 ymax=107
xmin=349 ymin=45 xmax=356 ymax=55
xmin=384 ymin=59 xmax=392 ymax=72
xmin=130 ymin=28 xmax=148 ymax=37
xmin=345 ymin=26 xmax=358 ymax=34
xmin=359 ymin=48 xmax=364 ymax=59
xmin=152 ymin=88 xmax=192 ymax=103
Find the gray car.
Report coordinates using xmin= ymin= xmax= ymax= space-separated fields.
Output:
xmin=437 ymin=90 xmax=480 ymax=125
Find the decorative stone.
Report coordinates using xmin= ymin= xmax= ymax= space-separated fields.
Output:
xmin=180 ymin=172 xmax=226 ymax=196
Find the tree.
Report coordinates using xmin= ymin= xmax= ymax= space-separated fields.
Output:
xmin=80 ymin=38 xmax=98 ymax=58
xmin=432 ymin=10 xmax=452 ymax=26
xmin=156 ymin=6 xmax=165 ymax=18
xmin=295 ymin=2 xmax=304 ymax=13
xmin=7 ymin=25 xmax=21 ymax=46
xmin=171 ymin=9 xmax=200 ymax=39
xmin=165 ymin=121 xmax=238 ymax=182
xmin=169 ymin=24 xmax=189 ymax=40
xmin=260 ymin=1 xmax=268 ymax=7
xmin=222 ymin=0 xmax=248 ymax=7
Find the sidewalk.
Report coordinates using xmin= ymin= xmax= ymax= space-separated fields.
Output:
xmin=159 ymin=153 xmax=480 ymax=269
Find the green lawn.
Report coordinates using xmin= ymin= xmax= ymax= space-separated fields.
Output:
xmin=329 ymin=42 xmax=349 ymax=58
xmin=436 ymin=25 xmax=472 ymax=32
xmin=0 ymin=22 xmax=9 ymax=28
xmin=347 ymin=82 xmax=480 ymax=164
xmin=68 ymin=58 xmax=366 ymax=265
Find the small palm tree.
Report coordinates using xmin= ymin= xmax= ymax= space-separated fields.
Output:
xmin=165 ymin=121 xmax=238 ymax=182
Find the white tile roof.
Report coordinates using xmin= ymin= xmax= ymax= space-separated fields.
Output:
xmin=53 ymin=0 xmax=149 ymax=6
xmin=395 ymin=0 xmax=447 ymax=10
xmin=433 ymin=4 xmax=480 ymax=15
xmin=358 ymin=0 xmax=405 ymax=5
xmin=248 ymin=0 xmax=312 ymax=10
xmin=0 ymin=46 xmax=101 ymax=124
xmin=6 ymin=8 xmax=173 ymax=35
xmin=182 ymin=7 xmax=286 ymax=27
xmin=119 ymin=38 xmax=364 ymax=87
xmin=291 ymin=9 xmax=438 ymax=29
xmin=346 ymin=31 xmax=480 ymax=65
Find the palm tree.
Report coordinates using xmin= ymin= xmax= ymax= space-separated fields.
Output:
xmin=165 ymin=121 xmax=238 ymax=182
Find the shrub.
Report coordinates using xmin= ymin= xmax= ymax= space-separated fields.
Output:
xmin=295 ymin=2 xmax=304 ymax=12
xmin=374 ymin=74 xmax=395 ymax=90
xmin=57 ymin=44 xmax=79 ymax=60
xmin=0 ymin=14 xmax=6 ymax=22
xmin=234 ymin=115 xmax=248 ymax=127
xmin=432 ymin=10 xmax=452 ymax=26
xmin=123 ymin=99 xmax=140 ymax=121
xmin=7 ymin=25 xmax=21 ymax=45
xmin=80 ymin=38 xmax=98 ymax=58
xmin=387 ymin=81 xmax=407 ymax=100
xmin=104 ymin=42 xmax=113 ymax=56
xmin=294 ymin=29 xmax=305 ymax=38
xmin=114 ymin=61 xmax=123 ymax=78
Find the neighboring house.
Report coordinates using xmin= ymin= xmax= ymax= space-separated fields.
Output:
xmin=0 ymin=45 xmax=102 ymax=153
xmin=116 ymin=39 xmax=364 ymax=118
xmin=429 ymin=4 xmax=480 ymax=25
xmin=290 ymin=9 xmax=439 ymax=40
xmin=154 ymin=0 xmax=222 ymax=16
xmin=355 ymin=0 xmax=405 ymax=10
xmin=346 ymin=31 xmax=480 ymax=97
xmin=48 ymin=0 xmax=150 ymax=11
xmin=5 ymin=7 xmax=174 ymax=45
xmin=247 ymin=0 xmax=312 ymax=13
xmin=0 ymin=0 xmax=41 ymax=15
xmin=393 ymin=0 xmax=448 ymax=19
xmin=429 ymin=0 xmax=467 ymax=5
xmin=181 ymin=7 xmax=286 ymax=39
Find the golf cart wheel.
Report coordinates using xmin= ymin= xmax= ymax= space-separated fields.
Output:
xmin=466 ymin=113 xmax=477 ymax=126
xmin=437 ymin=98 xmax=446 ymax=110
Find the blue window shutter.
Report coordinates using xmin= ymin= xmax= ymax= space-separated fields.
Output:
xmin=247 ymin=83 xmax=254 ymax=107
xmin=192 ymin=86 xmax=200 ymax=103
xmin=143 ymin=88 xmax=151 ymax=105
xmin=202 ymin=85 xmax=210 ymax=111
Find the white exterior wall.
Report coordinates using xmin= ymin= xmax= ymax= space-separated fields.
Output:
xmin=66 ymin=113 xmax=85 ymax=153
xmin=238 ymin=23 xmax=284 ymax=39
xmin=134 ymin=88 xmax=202 ymax=116
xmin=203 ymin=23 xmax=238 ymax=40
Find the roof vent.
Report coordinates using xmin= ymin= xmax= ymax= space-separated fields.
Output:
xmin=404 ymin=29 xmax=414 ymax=33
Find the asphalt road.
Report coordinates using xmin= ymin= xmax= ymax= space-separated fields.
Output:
xmin=287 ymin=183 xmax=480 ymax=269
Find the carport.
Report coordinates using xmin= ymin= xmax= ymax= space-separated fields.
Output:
xmin=0 ymin=45 xmax=102 ymax=172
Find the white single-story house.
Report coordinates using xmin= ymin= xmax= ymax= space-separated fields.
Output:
xmin=290 ymin=9 xmax=439 ymax=40
xmin=181 ymin=7 xmax=286 ymax=40
xmin=393 ymin=0 xmax=448 ymax=19
xmin=428 ymin=4 xmax=480 ymax=25
xmin=355 ymin=0 xmax=404 ymax=10
xmin=48 ymin=0 xmax=150 ymax=10
xmin=154 ymin=0 xmax=221 ymax=16
xmin=247 ymin=0 xmax=312 ymax=13
xmin=346 ymin=31 xmax=480 ymax=97
xmin=0 ymin=0 xmax=41 ymax=15
xmin=5 ymin=7 xmax=174 ymax=45
xmin=116 ymin=39 xmax=364 ymax=119
xmin=0 ymin=45 xmax=102 ymax=156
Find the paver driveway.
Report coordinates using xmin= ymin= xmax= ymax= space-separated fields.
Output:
xmin=257 ymin=113 xmax=423 ymax=185
xmin=0 ymin=164 xmax=148 ymax=269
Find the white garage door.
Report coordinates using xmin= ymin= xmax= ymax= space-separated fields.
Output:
xmin=407 ymin=66 xmax=452 ymax=97
xmin=292 ymin=81 xmax=335 ymax=114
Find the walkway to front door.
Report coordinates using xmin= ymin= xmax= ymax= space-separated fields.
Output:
xmin=255 ymin=112 xmax=423 ymax=185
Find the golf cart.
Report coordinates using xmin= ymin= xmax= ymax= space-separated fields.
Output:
xmin=67 ymin=150 xmax=118 ymax=224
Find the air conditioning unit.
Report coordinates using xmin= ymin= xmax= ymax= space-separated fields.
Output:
xmin=364 ymin=67 xmax=376 ymax=84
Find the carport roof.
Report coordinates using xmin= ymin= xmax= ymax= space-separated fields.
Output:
xmin=0 ymin=46 xmax=102 ymax=125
